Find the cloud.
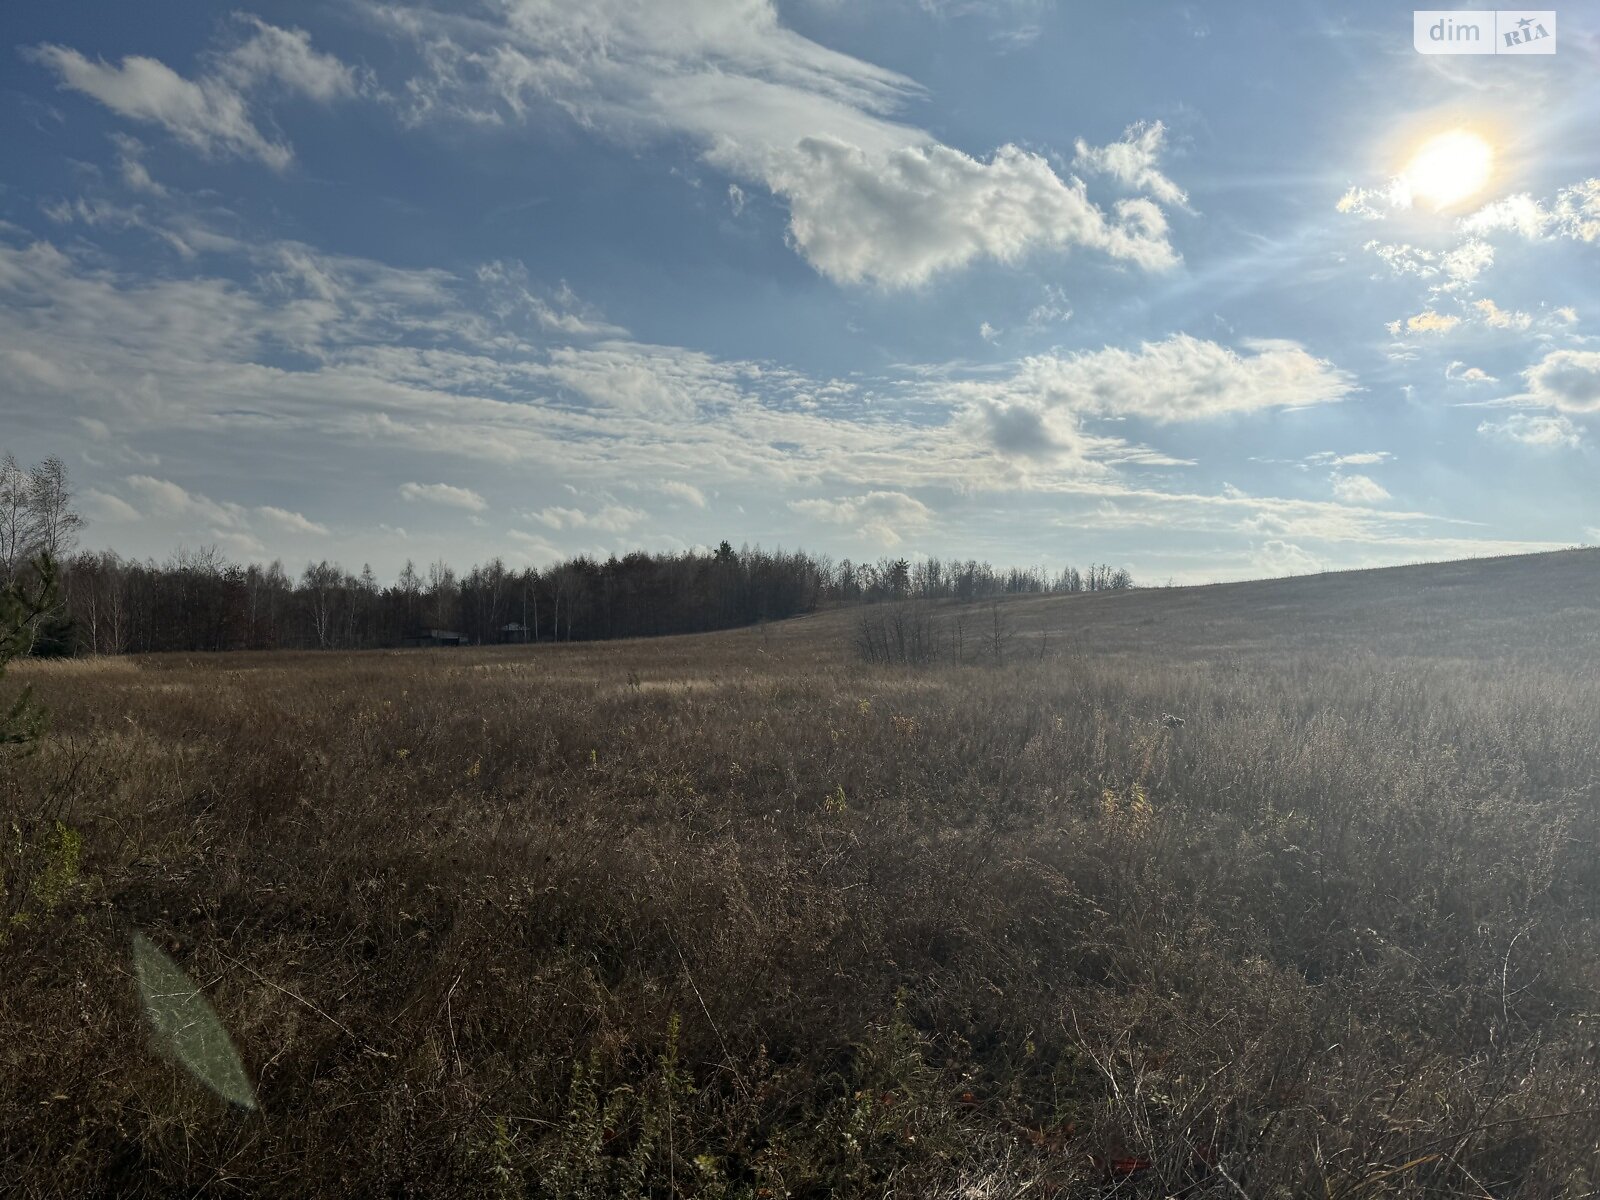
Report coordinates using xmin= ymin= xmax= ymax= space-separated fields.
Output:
xmin=1446 ymin=361 xmax=1497 ymax=384
xmin=658 ymin=480 xmax=708 ymax=508
xmin=1307 ymin=450 xmax=1392 ymax=467
xmin=1336 ymin=179 xmax=1409 ymax=220
xmin=1254 ymin=538 xmax=1321 ymax=577
xmin=537 ymin=342 xmax=743 ymax=416
xmin=528 ymin=504 xmax=644 ymax=533
xmin=475 ymin=263 xmax=627 ymax=338
xmin=256 ymin=505 xmax=330 ymax=535
xmin=506 ymin=528 xmax=562 ymax=560
xmin=1461 ymin=192 xmax=1552 ymax=240
xmin=399 ymin=482 xmax=488 ymax=510
xmin=28 ymin=16 xmax=362 ymax=169
xmin=83 ymin=488 xmax=141 ymax=523
xmin=1555 ymin=179 xmax=1600 ymax=243
xmin=126 ymin=474 xmax=247 ymax=526
xmin=764 ymin=135 xmax=1178 ymax=286
xmin=1026 ymin=284 xmax=1072 ymax=328
xmin=1331 ymin=474 xmax=1390 ymax=505
xmin=215 ymin=15 xmax=365 ymax=102
xmin=788 ymin=490 xmax=932 ymax=546
xmin=1474 ymin=297 xmax=1532 ymax=331
xmin=380 ymin=1 xmax=1183 ymax=287
xmin=1437 ymin=239 xmax=1493 ymax=290
xmin=110 ymin=134 xmax=166 ymax=196
xmin=1477 ymin=412 xmax=1582 ymax=449
xmin=955 ymin=335 xmax=1353 ymax=431
xmin=1073 ymin=119 xmax=1188 ymax=209
xmin=1388 ymin=310 xmax=1460 ymax=336
xmin=1521 ymin=349 xmax=1600 ymax=413
xmin=1461 ymin=181 xmax=1600 ymax=244
xmin=212 ymin=529 xmax=268 ymax=557
xmin=28 ymin=45 xmax=294 ymax=168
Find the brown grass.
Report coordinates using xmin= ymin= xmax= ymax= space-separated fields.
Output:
xmin=3 ymin=548 xmax=1600 ymax=1196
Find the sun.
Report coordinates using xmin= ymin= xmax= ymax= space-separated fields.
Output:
xmin=1403 ymin=129 xmax=1494 ymax=209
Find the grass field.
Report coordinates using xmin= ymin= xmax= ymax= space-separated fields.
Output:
xmin=4 ymin=548 xmax=1600 ymax=1197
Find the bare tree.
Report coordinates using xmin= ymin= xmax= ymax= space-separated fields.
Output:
xmin=0 ymin=454 xmax=37 ymax=585
xmin=28 ymin=457 xmax=84 ymax=561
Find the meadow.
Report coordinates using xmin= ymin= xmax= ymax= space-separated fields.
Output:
xmin=4 ymin=548 xmax=1600 ymax=1197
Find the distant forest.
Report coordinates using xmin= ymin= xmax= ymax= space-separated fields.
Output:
xmin=4 ymin=454 xmax=1132 ymax=655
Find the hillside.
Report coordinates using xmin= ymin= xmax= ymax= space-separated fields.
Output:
xmin=4 ymin=548 xmax=1600 ymax=1196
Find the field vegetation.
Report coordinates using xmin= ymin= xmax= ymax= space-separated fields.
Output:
xmin=3 ymin=547 xmax=1600 ymax=1196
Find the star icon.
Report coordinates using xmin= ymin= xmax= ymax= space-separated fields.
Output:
xmin=1517 ymin=16 xmax=1534 ymax=28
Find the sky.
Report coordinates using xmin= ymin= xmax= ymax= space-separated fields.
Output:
xmin=2 ymin=1 xmax=1597 ymax=584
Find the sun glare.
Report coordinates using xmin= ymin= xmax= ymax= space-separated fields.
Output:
xmin=1403 ymin=129 xmax=1494 ymax=209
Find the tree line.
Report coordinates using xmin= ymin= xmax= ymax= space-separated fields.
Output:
xmin=5 ymin=454 xmax=1133 ymax=656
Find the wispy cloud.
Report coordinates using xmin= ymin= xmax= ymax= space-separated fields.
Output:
xmin=27 ymin=15 xmax=365 ymax=169
xmin=256 ymin=505 xmax=331 ymax=536
xmin=372 ymin=0 xmax=1184 ymax=286
xmin=528 ymin=504 xmax=645 ymax=533
xmin=1478 ymin=412 xmax=1583 ymax=449
xmin=399 ymin=482 xmax=488 ymax=511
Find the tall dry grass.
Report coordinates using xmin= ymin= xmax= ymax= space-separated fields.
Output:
xmin=3 ymin=550 xmax=1600 ymax=1196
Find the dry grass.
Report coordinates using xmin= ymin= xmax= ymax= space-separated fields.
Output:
xmin=3 ymin=549 xmax=1600 ymax=1197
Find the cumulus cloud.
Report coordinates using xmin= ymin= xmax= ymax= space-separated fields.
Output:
xmin=1521 ymin=349 xmax=1600 ymax=413
xmin=399 ymin=482 xmax=488 ymax=510
xmin=933 ymin=336 xmax=1353 ymax=467
xmin=1461 ymin=181 xmax=1600 ymax=243
xmin=28 ymin=16 xmax=363 ymax=168
xmin=764 ymin=135 xmax=1178 ymax=286
xmin=1073 ymin=119 xmax=1188 ymax=209
xmin=1388 ymin=310 xmax=1460 ymax=336
xmin=1255 ymin=538 xmax=1321 ymax=577
xmin=788 ymin=490 xmax=932 ymax=546
xmin=1477 ymin=412 xmax=1582 ymax=449
xmin=380 ymin=0 xmax=1183 ymax=287
xmin=1331 ymin=474 xmax=1391 ymax=504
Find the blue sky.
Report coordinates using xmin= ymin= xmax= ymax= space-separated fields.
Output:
xmin=2 ymin=1 xmax=1596 ymax=583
